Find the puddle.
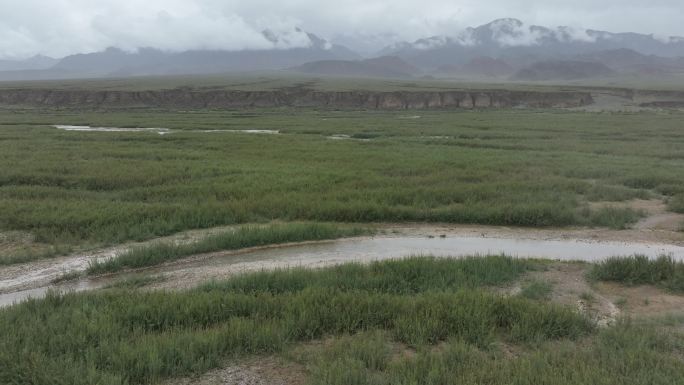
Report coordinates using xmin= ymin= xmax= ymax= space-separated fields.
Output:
xmin=185 ymin=235 xmax=684 ymax=271
xmin=326 ymin=134 xmax=372 ymax=142
xmin=219 ymin=129 xmax=279 ymax=134
xmin=53 ymin=125 xmax=171 ymax=135
xmin=196 ymin=129 xmax=279 ymax=134
xmin=2 ymin=234 xmax=683 ymax=308
xmin=328 ymin=134 xmax=351 ymax=140
xmin=52 ymin=126 xmax=279 ymax=135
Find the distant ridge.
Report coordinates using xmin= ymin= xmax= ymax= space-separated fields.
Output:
xmin=513 ymin=60 xmax=615 ymax=81
xmin=291 ymin=56 xmax=419 ymax=78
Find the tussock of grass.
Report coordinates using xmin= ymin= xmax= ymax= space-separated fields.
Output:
xmin=584 ymin=207 xmax=644 ymax=229
xmin=50 ymin=270 xmax=83 ymax=284
xmin=669 ymin=194 xmax=684 ymax=213
xmin=87 ymin=223 xmax=367 ymax=275
xmin=590 ymin=255 xmax=684 ymax=292
xmin=0 ymin=257 xmax=592 ymax=384
xmin=519 ymin=279 xmax=553 ymax=301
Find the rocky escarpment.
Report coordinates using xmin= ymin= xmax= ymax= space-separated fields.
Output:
xmin=588 ymin=87 xmax=684 ymax=107
xmin=0 ymin=88 xmax=593 ymax=109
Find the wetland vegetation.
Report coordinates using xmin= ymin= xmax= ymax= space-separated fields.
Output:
xmin=591 ymin=255 xmax=684 ymax=293
xmin=2 ymin=108 xmax=683 ymax=262
xmin=2 ymin=256 xmax=684 ymax=385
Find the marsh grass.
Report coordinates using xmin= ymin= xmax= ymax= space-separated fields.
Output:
xmin=1 ymin=109 xmax=682 ymax=250
xmin=581 ymin=206 xmax=644 ymax=229
xmin=590 ymin=255 xmax=684 ymax=292
xmin=200 ymin=255 xmax=534 ymax=295
xmin=0 ymin=257 xmax=592 ymax=385
xmin=87 ymin=223 xmax=368 ymax=275
xmin=303 ymin=320 xmax=684 ymax=385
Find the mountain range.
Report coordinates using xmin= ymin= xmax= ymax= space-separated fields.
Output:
xmin=2 ymin=19 xmax=684 ymax=82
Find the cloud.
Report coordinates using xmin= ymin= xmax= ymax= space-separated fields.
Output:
xmin=0 ymin=0 xmax=683 ymax=59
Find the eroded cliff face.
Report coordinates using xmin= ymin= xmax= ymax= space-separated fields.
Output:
xmin=0 ymin=88 xmax=593 ymax=109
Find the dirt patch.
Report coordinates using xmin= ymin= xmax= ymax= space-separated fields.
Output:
xmin=511 ymin=260 xmax=684 ymax=326
xmin=635 ymin=213 xmax=684 ymax=231
xmin=381 ymin=221 xmax=684 ymax=246
xmin=0 ymin=231 xmax=48 ymax=257
xmin=165 ymin=357 xmax=307 ymax=385
xmin=515 ymin=263 xmax=620 ymax=326
xmin=594 ymin=282 xmax=684 ymax=319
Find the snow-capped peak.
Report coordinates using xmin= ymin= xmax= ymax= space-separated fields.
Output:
xmin=261 ymin=27 xmax=329 ymax=50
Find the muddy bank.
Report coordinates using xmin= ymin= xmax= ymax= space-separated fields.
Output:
xmin=2 ymin=223 xmax=684 ymax=307
xmin=0 ymin=88 xmax=593 ymax=109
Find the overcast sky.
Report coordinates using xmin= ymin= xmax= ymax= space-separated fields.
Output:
xmin=1 ymin=0 xmax=683 ymax=59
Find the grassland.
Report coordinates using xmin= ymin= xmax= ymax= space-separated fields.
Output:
xmin=2 ymin=256 xmax=684 ymax=385
xmin=0 ymin=257 xmax=590 ymax=385
xmin=2 ymin=71 xmax=684 ymax=92
xmin=2 ymin=108 xmax=683 ymax=260
xmin=0 ymin=72 xmax=604 ymax=92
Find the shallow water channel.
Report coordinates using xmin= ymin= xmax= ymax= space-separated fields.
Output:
xmin=52 ymin=125 xmax=279 ymax=135
xmin=1 ymin=234 xmax=684 ymax=307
